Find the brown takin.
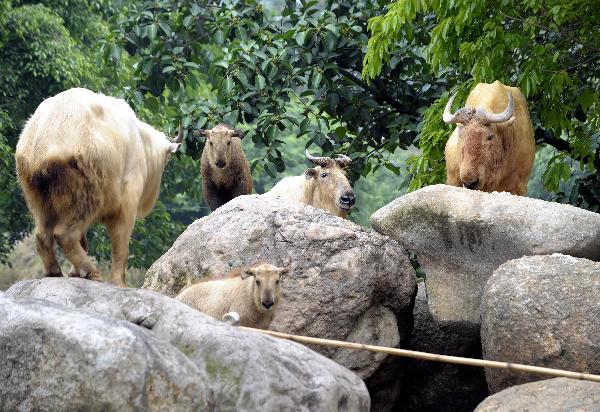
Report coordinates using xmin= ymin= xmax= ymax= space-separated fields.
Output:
xmin=176 ymin=263 xmax=288 ymax=329
xmin=15 ymin=88 xmax=181 ymax=286
xmin=443 ymin=80 xmax=535 ymax=195
xmin=266 ymin=149 xmax=355 ymax=218
xmin=199 ymin=123 xmax=253 ymax=211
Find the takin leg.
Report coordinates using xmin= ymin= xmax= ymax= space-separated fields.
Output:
xmin=105 ymin=210 xmax=135 ymax=287
xmin=229 ymin=180 xmax=252 ymax=198
xmin=35 ymin=224 xmax=62 ymax=277
xmin=202 ymin=180 xmax=225 ymax=211
xmin=54 ymin=224 xmax=101 ymax=281
xmin=67 ymin=233 xmax=89 ymax=277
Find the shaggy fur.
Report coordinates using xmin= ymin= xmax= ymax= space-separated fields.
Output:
xmin=200 ymin=124 xmax=253 ymax=211
xmin=176 ymin=263 xmax=288 ymax=329
xmin=266 ymin=164 xmax=355 ymax=218
xmin=445 ymin=81 xmax=535 ymax=195
xmin=15 ymin=88 xmax=179 ymax=286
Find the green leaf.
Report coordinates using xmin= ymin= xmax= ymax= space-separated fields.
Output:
xmin=158 ymin=22 xmax=172 ymax=36
xmin=223 ymin=76 xmax=234 ymax=94
xmin=578 ymin=90 xmax=598 ymax=113
xmin=148 ymin=24 xmax=157 ymax=40
xmin=312 ymin=71 xmax=322 ymax=89
xmin=236 ymin=71 xmax=249 ymax=87
xmin=110 ymin=44 xmax=121 ymax=61
xmin=146 ymin=96 xmax=159 ymax=112
xmin=295 ymin=30 xmax=307 ymax=46
xmin=183 ymin=62 xmax=200 ymax=69
xmin=327 ymin=93 xmax=340 ymax=112
xmin=323 ymin=32 xmax=336 ymax=51
xmin=256 ymin=74 xmax=265 ymax=89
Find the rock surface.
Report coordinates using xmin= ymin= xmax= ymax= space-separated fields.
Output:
xmin=370 ymin=184 xmax=600 ymax=329
xmin=0 ymin=292 xmax=207 ymax=411
xmin=145 ymin=195 xmax=415 ymax=368
xmin=474 ymin=378 xmax=600 ymax=412
xmin=398 ymin=282 xmax=489 ymax=411
xmin=481 ymin=254 xmax=600 ymax=393
xmin=7 ymin=278 xmax=370 ymax=411
xmin=144 ymin=194 xmax=416 ymax=410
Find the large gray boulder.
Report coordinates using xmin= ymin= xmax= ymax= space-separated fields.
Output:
xmin=143 ymin=194 xmax=416 ymax=410
xmin=0 ymin=292 xmax=207 ymax=411
xmin=481 ymin=254 xmax=600 ymax=393
xmin=371 ymin=184 xmax=600 ymax=329
xmin=398 ymin=282 xmax=489 ymax=411
xmin=474 ymin=378 xmax=600 ymax=412
xmin=6 ymin=278 xmax=370 ymax=411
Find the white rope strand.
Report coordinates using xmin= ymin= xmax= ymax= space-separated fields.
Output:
xmin=239 ymin=327 xmax=600 ymax=383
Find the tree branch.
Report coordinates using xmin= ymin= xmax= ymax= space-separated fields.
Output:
xmin=338 ymin=68 xmax=415 ymax=115
xmin=535 ymin=127 xmax=598 ymax=168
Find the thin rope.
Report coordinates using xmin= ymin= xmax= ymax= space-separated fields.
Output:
xmin=239 ymin=327 xmax=600 ymax=383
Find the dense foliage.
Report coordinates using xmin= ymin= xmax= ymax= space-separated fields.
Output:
xmin=105 ymin=0 xmax=445 ymax=182
xmin=363 ymin=0 xmax=600 ymax=210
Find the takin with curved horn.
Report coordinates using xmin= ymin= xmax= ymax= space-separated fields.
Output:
xmin=265 ymin=149 xmax=355 ymax=218
xmin=443 ymin=80 xmax=535 ymax=195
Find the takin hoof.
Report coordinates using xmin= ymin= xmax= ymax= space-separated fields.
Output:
xmin=110 ymin=275 xmax=127 ymax=288
xmin=67 ymin=270 xmax=82 ymax=278
xmin=45 ymin=271 xmax=63 ymax=278
xmin=85 ymin=272 xmax=103 ymax=282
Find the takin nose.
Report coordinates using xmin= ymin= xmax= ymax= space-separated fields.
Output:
xmin=462 ymin=179 xmax=480 ymax=190
xmin=339 ymin=192 xmax=355 ymax=207
xmin=215 ymin=160 xmax=226 ymax=168
xmin=262 ymin=300 xmax=274 ymax=310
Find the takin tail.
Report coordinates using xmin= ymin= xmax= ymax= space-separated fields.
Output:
xmin=21 ymin=156 xmax=103 ymax=223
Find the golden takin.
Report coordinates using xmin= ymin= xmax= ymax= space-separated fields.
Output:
xmin=443 ymin=80 xmax=535 ymax=195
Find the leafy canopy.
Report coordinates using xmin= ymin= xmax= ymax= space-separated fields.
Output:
xmin=105 ymin=0 xmax=445 ymax=182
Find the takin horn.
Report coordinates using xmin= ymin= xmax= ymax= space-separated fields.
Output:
xmin=305 ymin=149 xmax=333 ymax=167
xmin=173 ymin=123 xmax=184 ymax=143
xmin=334 ymin=154 xmax=352 ymax=168
xmin=442 ymin=92 xmax=459 ymax=124
xmin=442 ymin=93 xmax=476 ymax=124
xmin=475 ymin=91 xmax=514 ymax=124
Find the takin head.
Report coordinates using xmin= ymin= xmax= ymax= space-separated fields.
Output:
xmin=197 ymin=123 xmax=244 ymax=169
xmin=241 ymin=263 xmax=289 ymax=312
xmin=443 ymin=91 xmax=515 ymax=191
xmin=304 ymin=149 xmax=355 ymax=216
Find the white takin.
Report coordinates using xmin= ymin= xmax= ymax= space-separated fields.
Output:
xmin=15 ymin=88 xmax=181 ymax=286
xmin=266 ymin=149 xmax=355 ymax=218
xmin=176 ymin=263 xmax=288 ymax=329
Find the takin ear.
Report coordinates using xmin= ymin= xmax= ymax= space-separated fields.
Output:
xmin=500 ymin=116 xmax=516 ymax=127
xmin=169 ymin=143 xmax=180 ymax=153
xmin=240 ymin=269 xmax=255 ymax=280
xmin=193 ymin=129 xmax=208 ymax=138
xmin=304 ymin=168 xmax=318 ymax=180
xmin=231 ymin=129 xmax=245 ymax=139
xmin=279 ymin=266 xmax=290 ymax=276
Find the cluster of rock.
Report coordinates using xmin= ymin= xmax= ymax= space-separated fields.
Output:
xmin=3 ymin=278 xmax=369 ymax=411
xmin=371 ymin=184 xmax=600 ymax=410
xmin=144 ymin=194 xmax=416 ymax=411
xmin=2 ymin=184 xmax=599 ymax=410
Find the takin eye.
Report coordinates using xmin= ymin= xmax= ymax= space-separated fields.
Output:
xmin=320 ymin=173 xmax=329 ymax=179
xmin=487 ymin=134 xmax=495 ymax=141
xmin=275 ymin=279 xmax=280 ymax=285
xmin=227 ymin=141 xmax=231 ymax=146
xmin=256 ymin=279 xmax=261 ymax=287
xmin=209 ymin=141 xmax=213 ymax=146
